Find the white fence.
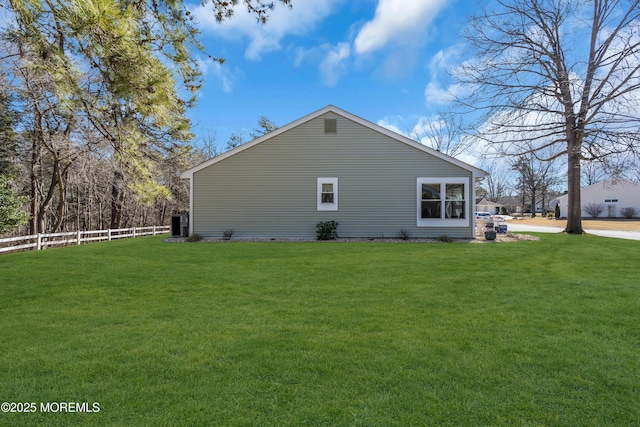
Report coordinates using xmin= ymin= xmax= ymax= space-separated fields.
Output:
xmin=0 ymin=226 xmax=170 ymax=255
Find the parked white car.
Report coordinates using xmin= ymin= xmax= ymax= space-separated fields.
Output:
xmin=475 ymin=212 xmax=493 ymax=220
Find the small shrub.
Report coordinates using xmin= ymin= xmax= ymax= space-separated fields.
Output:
xmin=583 ymin=203 xmax=605 ymax=218
xmin=554 ymin=203 xmax=560 ymax=219
xmin=223 ymin=229 xmax=235 ymax=241
xmin=185 ymin=233 xmax=202 ymax=242
xmin=397 ymin=229 xmax=412 ymax=240
xmin=620 ymin=207 xmax=637 ymax=219
xmin=436 ymin=234 xmax=454 ymax=243
xmin=316 ymin=221 xmax=339 ymax=240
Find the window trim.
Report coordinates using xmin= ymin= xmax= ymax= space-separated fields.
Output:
xmin=317 ymin=177 xmax=338 ymax=211
xmin=416 ymin=178 xmax=469 ymax=227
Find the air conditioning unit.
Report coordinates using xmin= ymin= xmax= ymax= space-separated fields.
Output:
xmin=171 ymin=214 xmax=189 ymax=237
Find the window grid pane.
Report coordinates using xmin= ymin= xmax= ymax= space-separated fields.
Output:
xmin=421 ymin=201 xmax=441 ymax=218
xmin=446 ymin=184 xmax=464 ymax=200
xmin=422 ymin=183 xmax=440 ymax=200
xmin=321 ymin=193 xmax=334 ymax=203
xmin=445 ymin=201 xmax=465 ymax=219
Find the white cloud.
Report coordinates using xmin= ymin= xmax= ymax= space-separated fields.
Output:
xmin=376 ymin=119 xmax=406 ymax=136
xmin=192 ymin=1 xmax=339 ymax=61
xmin=319 ymin=43 xmax=351 ymax=86
xmin=354 ymin=0 xmax=449 ymax=55
xmin=294 ymin=42 xmax=352 ymax=86
xmin=424 ymin=82 xmax=452 ymax=104
xmin=197 ymin=58 xmax=240 ymax=93
xmin=294 ymin=45 xmax=327 ymax=68
xmin=424 ymin=47 xmax=474 ymax=105
xmin=429 ymin=48 xmax=459 ymax=78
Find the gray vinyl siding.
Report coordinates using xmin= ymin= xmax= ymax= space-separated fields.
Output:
xmin=192 ymin=112 xmax=475 ymax=239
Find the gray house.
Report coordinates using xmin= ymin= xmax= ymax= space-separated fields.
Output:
xmin=181 ymin=106 xmax=487 ymax=239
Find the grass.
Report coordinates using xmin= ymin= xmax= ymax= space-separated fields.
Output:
xmin=0 ymin=235 xmax=639 ymax=426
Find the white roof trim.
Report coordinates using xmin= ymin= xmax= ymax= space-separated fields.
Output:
xmin=181 ymin=105 xmax=488 ymax=179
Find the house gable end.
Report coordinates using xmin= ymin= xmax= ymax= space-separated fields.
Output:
xmin=181 ymin=105 xmax=487 ymax=179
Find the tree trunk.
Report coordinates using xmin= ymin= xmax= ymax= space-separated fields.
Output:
xmin=50 ymin=168 xmax=65 ymax=233
xmin=531 ymin=192 xmax=537 ymax=218
xmin=29 ymin=138 xmax=39 ymax=235
xmin=565 ymin=139 xmax=584 ymax=234
xmin=37 ymin=162 xmax=60 ymax=234
xmin=110 ymin=170 xmax=124 ymax=229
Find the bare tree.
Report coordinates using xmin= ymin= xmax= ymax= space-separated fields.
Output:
xmin=411 ymin=112 xmax=473 ymax=158
xmin=457 ymin=0 xmax=640 ymax=234
xmin=511 ymin=155 xmax=561 ymax=217
xmin=581 ymin=161 xmax=608 ymax=186
xmin=194 ymin=131 xmax=221 ymax=163
xmin=480 ymin=161 xmax=512 ymax=203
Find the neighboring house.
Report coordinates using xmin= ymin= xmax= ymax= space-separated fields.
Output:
xmin=497 ymin=196 xmax=553 ymax=214
xmin=553 ymin=178 xmax=640 ymax=218
xmin=180 ymin=106 xmax=487 ymax=239
xmin=496 ymin=196 xmax=522 ymax=214
xmin=475 ymin=198 xmax=503 ymax=214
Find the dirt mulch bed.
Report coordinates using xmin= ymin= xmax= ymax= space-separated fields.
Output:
xmin=477 ymin=233 xmax=539 ymax=243
xmin=167 ymin=233 xmax=539 ymax=244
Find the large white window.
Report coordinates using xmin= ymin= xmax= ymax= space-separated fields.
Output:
xmin=417 ymin=178 xmax=469 ymax=227
xmin=317 ymin=177 xmax=338 ymax=211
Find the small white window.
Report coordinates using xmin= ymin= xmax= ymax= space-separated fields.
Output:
xmin=317 ymin=177 xmax=338 ymax=211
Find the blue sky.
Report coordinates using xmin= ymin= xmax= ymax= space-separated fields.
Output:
xmin=188 ymin=0 xmax=479 ymax=160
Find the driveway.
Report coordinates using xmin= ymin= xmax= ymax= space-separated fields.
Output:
xmin=506 ymin=222 xmax=640 ymax=241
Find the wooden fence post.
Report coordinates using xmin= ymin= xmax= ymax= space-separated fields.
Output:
xmin=36 ymin=234 xmax=42 ymax=251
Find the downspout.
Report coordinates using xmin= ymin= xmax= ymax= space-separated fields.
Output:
xmin=472 ymin=175 xmax=477 ymax=238
xmin=188 ymin=174 xmax=194 ymax=236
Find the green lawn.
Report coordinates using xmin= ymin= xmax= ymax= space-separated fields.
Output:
xmin=1 ymin=235 xmax=639 ymax=426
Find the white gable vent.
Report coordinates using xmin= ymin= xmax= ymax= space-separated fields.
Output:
xmin=324 ymin=118 xmax=337 ymax=134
